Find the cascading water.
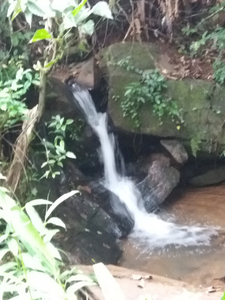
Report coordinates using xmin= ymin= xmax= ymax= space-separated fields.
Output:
xmin=71 ymin=84 xmax=217 ymax=249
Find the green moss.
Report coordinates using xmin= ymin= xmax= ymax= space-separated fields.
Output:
xmin=100 ymin=42 xmax=225 ymax=154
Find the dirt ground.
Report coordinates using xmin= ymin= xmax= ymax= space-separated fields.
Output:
xmin=78 ymin=265 xmax=224 ymax=300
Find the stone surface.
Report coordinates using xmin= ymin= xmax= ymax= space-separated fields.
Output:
xmin=138 ymin=154 xmax=180 ymax=211
xmin=53 ymin=185 xmax=122 ymax=265
xmin=51 ymin=57 xmax=101 ymax=89
xmin=59 ymin=162 xmax=135 ymax=238
xmin=189 ymin=165 xmax=225 ymax=186
xmin=44 ymin=77 xmax=80 ymax=120
xmin=90 ymin=182 xmax=135 ymax=237
xmin=160 ymin=139 xmax=188 ymax=164
xmin=100 ymin=42 xmax=225 ymax=155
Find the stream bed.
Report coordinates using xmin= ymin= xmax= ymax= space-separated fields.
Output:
xmin=119 ymin=186 xmax=225 ymax=287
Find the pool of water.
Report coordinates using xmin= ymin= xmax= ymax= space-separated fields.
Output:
xmin=119 ymin=186 xmax=225 ymax=287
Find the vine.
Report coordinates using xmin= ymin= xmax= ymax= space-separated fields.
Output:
xmin=113 ymin=57 xmax=183 ymax=128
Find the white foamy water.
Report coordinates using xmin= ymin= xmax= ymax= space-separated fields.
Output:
xmin=72 ymin=84 xmax=217 ymax=249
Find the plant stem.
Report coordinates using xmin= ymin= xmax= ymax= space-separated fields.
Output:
xmin=37 ymin=70 xmax=47 ymax=122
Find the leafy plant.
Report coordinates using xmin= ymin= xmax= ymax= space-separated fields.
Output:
xmin=41 ymin=115 xmax=76 ymax=179
xmin=5 ymin=0 xmax=113 ymax=143
xmin=0 ymin=62 xmax=39 ymax=131
xmin=213 ymin=60 xmax=225 ymax=85
xmin=190 ymin=135 xmax=201 ymax=157
xmin=67 ymin=118 xmax=85 ymax=142
xmin=113 ymin=58 xmax=183 ymax=128
xmin=0 ymin=181 xmax=96 ymax=300
xmin=180 ymin=0 xmax=225 ymax=59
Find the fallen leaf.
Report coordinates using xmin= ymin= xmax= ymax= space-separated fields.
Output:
xmin=143 ymin=275 xmax=153 ymax=280
xmin=137 ymin=279 xmax=145 ymax=288
xmin=132 ymin=274 xmax=142 ymax=281
xmin=207 ymin=286 xmax=222 ymax=293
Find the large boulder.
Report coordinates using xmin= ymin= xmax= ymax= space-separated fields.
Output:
xmin=160 ymin=139 xmax=188 ymax=165
xmin=99 ymin=42 xmax=225 ymax=156
xmin=62 ymin=162 xmax=134 ymax=238
xmin=42 ymin=77 xmax=100 ymax=171
xmin=137 ymin=154 xmax=180 ymax=211
xmin=189 ymin=165 xmax=225 ymax=187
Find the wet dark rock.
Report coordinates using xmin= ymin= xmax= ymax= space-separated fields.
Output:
xmin=51 ymin=57 xmax=101 ymax=90
xmin=63 ymin=162 xmax=134 ymax=237
xmin=90 ymin=182 xmax=135 ymax=237
xmin=160 ymin=140 xmax=188 ymax=165
xmin=63 ymin=191 xmax=121 ymax=239
xmin=44 ymin=77 xmax=80 ymax=120
xmin=58 ymin=229 xmax=121 ymax=265
xmin=138 ymin=154 xmax=180 ymax=211
xmin=53 ymin=190 xmax=122 ymax=265
xmin=189 ymin=165 xmax=225 ymax=187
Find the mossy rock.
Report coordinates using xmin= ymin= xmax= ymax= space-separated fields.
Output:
xmin=100 ymin=42 xmax=225 ymax=155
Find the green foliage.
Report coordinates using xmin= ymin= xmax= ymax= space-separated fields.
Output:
xmin=190 ymin=136 xmax=201 ymax=157
xmin=181 ymin=2 xmax=225 ymax=84
xmin=213 ymin=60 xmax=225 ymax=85
xmin=0 ymin=182 xmax=95 ymax=300
xmin=113 ymin=57 xmax=183 ymax=128
xmin=186 ymin=27 xmax=225 ymax=57
xmin=0 ymin=59 xmax=39 ymax=131
xmin=67 ymin=118 xmax=85 ymax=141
xmin=41 ymin=115 xmax=76 ymax=179
xmin=221 ymin=292 xmax=225 ymax=300
xmin=0 ymin=1 xmax=33 ymax=63
xmin=8 ymin=0 xmax=113 ymax=71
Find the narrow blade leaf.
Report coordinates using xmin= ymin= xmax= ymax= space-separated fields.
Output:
xmin=45 ymin=191 xmax=78 ymax=220
xmin=72 ymin=0 xmax=88 ymax=16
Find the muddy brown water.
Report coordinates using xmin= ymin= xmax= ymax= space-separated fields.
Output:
xmin=119 ymin=186 xmax=225 ymax=287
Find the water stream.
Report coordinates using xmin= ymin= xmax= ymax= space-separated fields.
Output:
xmin=71 ymin=84 xmax=217 ymax=249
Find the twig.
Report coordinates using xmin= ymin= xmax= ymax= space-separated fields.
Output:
xmin=6 ymin=106 xmax=38 ymax=193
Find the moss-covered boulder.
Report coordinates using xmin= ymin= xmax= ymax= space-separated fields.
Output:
xmin=99 ymin=42 xmax=225 ymax=155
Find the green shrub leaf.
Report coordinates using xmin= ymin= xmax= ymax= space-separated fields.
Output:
xmin=31 ymin=29 xmax=52 ymax=43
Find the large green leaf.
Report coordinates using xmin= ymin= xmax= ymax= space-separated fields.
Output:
xmin=63 ymin=11 xmax=78 ymax=30
xmin=27 ymin=271 xmax=66 ymax=299
xmin=51 ymin=0 xmax=77 ymax=12
xmin=7 ymin=1 xmax=17 ymax=17
xmin=27 ymin=0 xmax=56 ymax=18
xmin=21 ymin=253 xmax=45 ymax=271
xmin=31 ymin=28 xmax=52 ymax=43
xmin=79 ymin=20 xmax=94 ymax=35
xmin=25 ymin=205 xmax=46 ymax=234
xmin=0 ymin=191 xmax=58 ymax=276
xmin=7 ymin=238 xmax=19 ymax=256
xmin=11 ymin=1 xmax=22 ymax=20
xmin=91 ymin=1 xmax=113 ymax=19
xmin=24 ymin=9 xmax=32 ymax=27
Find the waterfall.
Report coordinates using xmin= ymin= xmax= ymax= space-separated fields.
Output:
xmin=71 ymin=84 xmax=217 ymax=249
